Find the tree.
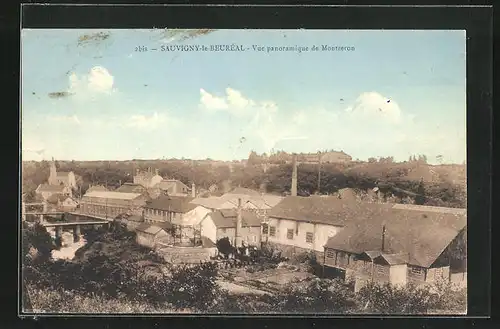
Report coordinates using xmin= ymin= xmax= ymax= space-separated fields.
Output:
xmin=216 ymin=237 xmax=235 ymax=257
xmin=166 ymin=263 xmax=221 ymax=312
xmin=415 ymin=179 xmax=427 ymax=205
xmin=368 ymin=157 xmax=377 ymax=163
xmin=22 ymin=223 xmax=55 ymax=264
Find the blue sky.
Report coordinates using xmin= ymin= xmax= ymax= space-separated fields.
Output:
xmin=21 ymin=29 xmax=466 ymax=164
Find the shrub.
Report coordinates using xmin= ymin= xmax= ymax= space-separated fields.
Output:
xmin=275 ymin=278 xmax=357 ymax=313
xmin=357 ymin=281 xmax=441 ymax=314
xmin=165 ymin=263 xmax=221 ymax=312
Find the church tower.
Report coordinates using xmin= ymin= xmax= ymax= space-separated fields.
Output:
xmin=48 ymin=157 xmax=57 ymax=185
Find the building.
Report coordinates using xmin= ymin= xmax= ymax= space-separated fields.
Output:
xmin=46 ymin=194 xmax=78 ymax=212
xmin=79 ymin=191 xmax=148 ymax=219
xmin=143 ymin=195 xmax=197 ymax=224
xmin=35 ymin=184 xmax=72 ymax=201
xmin=154 ymin=179 xmax=191 ymax=197
xmin=133 ymin=168 xmax=163 ymax=188
xmin=48 ymin=159 xmax=77 ymax=189
xmin=200 ymin=209 xmax=262 ymax=247
xmin=263 ymin=195 xmax=392 ymax=261
xmin=135 ymin=222 xmax=174 ymax=249
xmin=323 ymin=204 xmax=467 ymax=290
xmin=115 ymin=183 xmax=148 ymax=194
xmin=115 ymin=214 xmax=144 ymax=231
xmin=320 ymin=151 xmax=352 ymax=163
xmin=86 ymin=185 xmax=109 ymax=193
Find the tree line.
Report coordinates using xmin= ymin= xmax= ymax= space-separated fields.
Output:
xmin=22 ymin=159 xmax=466 ymax=208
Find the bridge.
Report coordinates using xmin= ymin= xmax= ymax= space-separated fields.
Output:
xmin=22 ymin=201 xmax=112 ymax=245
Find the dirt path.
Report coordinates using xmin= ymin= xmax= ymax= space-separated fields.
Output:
xmin=216 ymin=280 xmax=271 ymax=296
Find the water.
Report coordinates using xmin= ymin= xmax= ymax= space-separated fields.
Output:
xmin=47 ymin=228 xmax=87 ymax=261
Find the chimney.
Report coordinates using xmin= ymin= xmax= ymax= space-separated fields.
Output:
xmin=235 ymin=198 xmax=243 ymax=247
xmin=381 ymin=225 xmax=386 ymax=252
xmin=291 ymin=154 xmax=298 ymax=196
xmin=191 ymin=183 xmax=196 ymax=197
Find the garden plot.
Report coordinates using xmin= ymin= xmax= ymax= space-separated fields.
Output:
xmin=219 ymin=262 xmax=316 ymax=292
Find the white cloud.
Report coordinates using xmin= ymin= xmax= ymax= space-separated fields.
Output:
xmin=199 ymin=87 xmax=262 ymax=116
xmin=69 ymin=66 xmax=117 ymax=96
xmin=199 ymin=88 xmax=229 ymax=110
xmin=48 ymin=115 xmax=81 ymax=125
xmin=126 ymin=112 xmax=168 ymax=129
xmin=344 ymin=91 xmax=402 ymax=124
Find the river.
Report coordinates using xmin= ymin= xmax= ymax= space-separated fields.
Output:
xmin=46 ymin=227 xmax=87 ymax=260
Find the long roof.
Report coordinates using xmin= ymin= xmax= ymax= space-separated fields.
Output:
xmin=267 ymin=196 xmax=391 ymax=226
xmin=209 ymin=209 xmax=261 ymax=228
xmin=37 ymin=184 xmax=66 ymax=192
xmin=135 ymin=222 xmax=173 ymax=235
xmin=144 ymin=195 xmax=195 ymax=213
xmin=155 ymin=179 xmax=189 ymax=190
xmin=83 ymin=191 xmax=142 ymax=200
xmin=115 ymin=183 xmax=147 ymax=193
xmin=46 ymin=194 xmax=75 ymax=204
xmin=190 ymin=196 xmax=232 ymax=210
xmin=324 ymin=204 xmax=467 ymax=268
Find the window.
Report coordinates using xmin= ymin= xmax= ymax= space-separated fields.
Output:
xmin=221 ymin=228 xmax=226 ymax=233
xmin=253 ymin=235 xmax=257 ymax=242
xmin=411 ymin=266 xmax=423 ymax=275
xmin=262 ymin=224 xmax=269 ymax=234
xmin=269 ymin=226 xmax=276 ymax=237
xmin=306 ymin=232 xmax=314 ymax=243
xmin=287 ymin=229 xmax=294 ymax=240
xmin=326 ymin=249 xmax=335 ymax=258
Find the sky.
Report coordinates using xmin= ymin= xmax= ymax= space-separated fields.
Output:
xmin=21 ymin=29 xmax=466 ymax=164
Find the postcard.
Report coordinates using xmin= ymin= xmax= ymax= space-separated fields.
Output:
xmin=21 ymin=28 xmax=467 ymax=315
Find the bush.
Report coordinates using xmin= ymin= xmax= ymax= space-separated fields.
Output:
xmin=357 ymin=281 xmax=441 ymax=314
xmin=275 ymin=278 xmax=357 ymax=313
xmin=165 ymin=263 xmax=221 ymax=312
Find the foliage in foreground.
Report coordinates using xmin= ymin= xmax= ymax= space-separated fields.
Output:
xmin=22 ymin=224 xmax=466 ymax=314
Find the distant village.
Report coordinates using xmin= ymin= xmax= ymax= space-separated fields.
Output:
xmin=22 ymin=152 xmax=467 ymax=293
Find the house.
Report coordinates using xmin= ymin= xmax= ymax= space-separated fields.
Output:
xmin=86 ymin=185 xmax=109 ymax=193
xmin=143 ymin=195 xmax=196 ymax=224
xmin=47 ymin=158 xmax=77 ymax=189
xmin=323 ymin=204 xmax=467 ymax=290
xmin=115 ymin=214 xmax=144 ymax=231
xmin=200 ymin=209 xmax=262 ymax=247
xmin=154 ymin=179 xmax=191 ymax=197
xmin=115 ymin=183 xmax=148 ymax=194
xmin=320 ymin=151 xmax=352 ymax=163
xmin=135 ymin=222 xmax=174 ymax=249
xmin=35 ymin=184 xmax=72 ymax=201
xmin=133 ymin=168 xmax=163 ymax=188
xmin=190 ymin=196 xmax=236 ymax=211
xmin=263 ymin=195 xmax=392 ymax=261
xmin=46 ymin=194 xmax=78 ymax=212
xmin=79 ymin=191 xmax=148 ymax=219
